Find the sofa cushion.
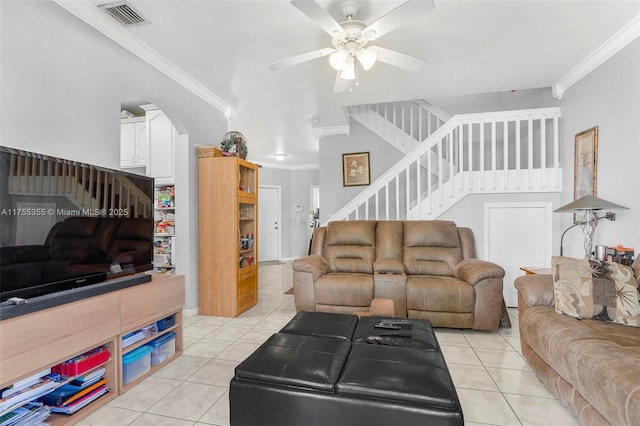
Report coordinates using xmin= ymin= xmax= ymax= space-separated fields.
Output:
xmin=406 ymin=276 xmax=475 ymax=313
xmin=403 ymin=221 xmax=462 ymax=276
xmin=552 ymin=256 xmax=640 ymax=327
xmin=324 ymin=221 xmax=376 ymax=274
xmin=314 ymin=273 xmax=374 ymax=307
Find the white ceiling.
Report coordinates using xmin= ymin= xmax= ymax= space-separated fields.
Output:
xmin=82 ymin=0 xmax=639 ymax=167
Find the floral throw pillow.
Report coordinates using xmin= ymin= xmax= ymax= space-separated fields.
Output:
xmin=552 ymin=256 xmax=640 ymax=327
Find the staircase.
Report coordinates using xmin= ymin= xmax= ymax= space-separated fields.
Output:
xmin=327 ymin=104 xmax=562 ymax=223
xmin=350 ymin=100 xmax=451 ymax=154
xmin=8 ymin=152 xmax=153 ymax=218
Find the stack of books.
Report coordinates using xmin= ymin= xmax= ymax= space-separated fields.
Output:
xmin=0 ymin=402 xmax=50 ymax=426
xmin=38 ymin=368 xmax=108 ymax=415
xmin=0 ymin=373 xmax=59 ymax=416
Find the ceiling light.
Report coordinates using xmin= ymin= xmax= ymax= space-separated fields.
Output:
xmin=329 ymin=49 xmax=348 ymax=70
xmin=356 ymin=48 xmax=377 ymax=71
xmin=340 ymin=56 xmax=356 ymax=80
xmin=274 ymin=153 xmax=287 ymax=161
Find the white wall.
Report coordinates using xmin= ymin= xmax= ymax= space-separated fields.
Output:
xmin=1 ymin=1 xmax=229 ymax=310
xmin=259 ymin=166 xmax=319 ymax=259
xmin=319 ymin=119 xmax=404 ymax=223
xmin=558 ymin=38 xmax=640 ymax=257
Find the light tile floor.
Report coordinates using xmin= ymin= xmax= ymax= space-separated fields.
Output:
xmin=78 ymin=263 xmax=580 ymax=425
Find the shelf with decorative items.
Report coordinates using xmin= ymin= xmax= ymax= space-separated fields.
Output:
xmin=198 ymin=146 xmax=259 ymax=317
xmin=153 ymin=185 xmax=176 ymax=274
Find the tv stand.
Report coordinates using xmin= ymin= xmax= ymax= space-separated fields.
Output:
xmin=0 ymin=274 xmax=185 ymax=425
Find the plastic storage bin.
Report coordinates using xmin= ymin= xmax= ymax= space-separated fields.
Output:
xmin=156 ymin=315 xmax=176 ymax=331
xmin=149 ymin=332 xmax=176 ymax=366
xmin=122 ymin=346 xmax=152 ymax=384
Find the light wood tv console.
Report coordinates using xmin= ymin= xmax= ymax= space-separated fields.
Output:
xmin=0 ymin=274 xmax=185 ymax=425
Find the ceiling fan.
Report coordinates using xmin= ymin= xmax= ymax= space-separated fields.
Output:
xmin=270 ymin=0 xmax=435 ymax=92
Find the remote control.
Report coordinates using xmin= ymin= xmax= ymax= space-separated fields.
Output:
xmin=373 ymin=323 xmax=401 ymax=330
xmin=379 ymin=319 xmax=412 ymax=325
xmin=378 ymin=319 xmax=412 ymax=328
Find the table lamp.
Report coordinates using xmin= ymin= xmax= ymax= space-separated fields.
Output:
xmin=555 ymin=195 xmax=627 ymax=259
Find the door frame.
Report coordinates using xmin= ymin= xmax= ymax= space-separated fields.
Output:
xmin=258 ymin=185 xmax=282 ymax=261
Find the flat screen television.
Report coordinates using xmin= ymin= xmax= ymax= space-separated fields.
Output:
xmin=0 ymin=146 xmax=154 ymax=303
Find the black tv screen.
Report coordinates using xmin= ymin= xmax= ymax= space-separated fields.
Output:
xmin=0 ymin=146 xmax=154 ymax=303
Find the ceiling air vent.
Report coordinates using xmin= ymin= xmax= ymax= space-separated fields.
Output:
xmin=98 ymin=1 xmax=149 ymax=27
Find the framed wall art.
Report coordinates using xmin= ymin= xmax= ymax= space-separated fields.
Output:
xmin=342 ymin=152 xmax=370 ymax=187
xmin=573 ymin=126 xmax=598 ymax=221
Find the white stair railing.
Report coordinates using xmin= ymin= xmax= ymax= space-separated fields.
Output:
xmin=326 ymin=107 xmax=562 ymax=224
xmin=350 ymin=100 xmax=450 ymax=154
xmin=8 ymin=152 xmax=153 ymax=218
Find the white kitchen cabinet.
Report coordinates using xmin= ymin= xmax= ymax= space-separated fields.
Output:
xmin=146 ymin=109 xmax=176 ymax=184
xmin=120 ymin=117 xmax=147 ymax=168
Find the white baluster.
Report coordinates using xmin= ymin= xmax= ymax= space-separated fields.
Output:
xmin=515 ymin=117 xmax=521 ymax=189
xmin=553 ymin=114 xmax=560 ymax=188
xmin=540 ymin=116 xmax=546 ymax=188
xmin=479 ymin=121 xmax=485 ymax=190
xmin=528 ymin=117 xmax=533 ymax=189
xmin=503 ymin=118 xmax=509 ymax=190
xmin=491 ymin=118 xmax=496 ymax=190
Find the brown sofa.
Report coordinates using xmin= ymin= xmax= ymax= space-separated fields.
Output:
xmin=292 ymin=220 xmax=505 ymax=331
xmin=515 ymin=266 xmax=640 ymax=425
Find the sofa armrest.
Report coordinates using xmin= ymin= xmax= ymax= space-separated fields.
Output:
xmin=292 ymin=255 xmax=330 ymax=312
xmin=111 ymin=250 xmax=152 ymax=267
xmin=514 ymin=274 xmax=555 ymax=307
xmin=292 ymin=255 xmax=329 ymax=281
xmin=373 ymin=259 xmax=404 ymax=274
xmin=454 ymin=259 xmax=505 ymax=286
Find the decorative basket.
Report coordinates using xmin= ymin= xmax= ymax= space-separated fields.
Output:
xmin=196 ymin=145 xmax=223 ymax=158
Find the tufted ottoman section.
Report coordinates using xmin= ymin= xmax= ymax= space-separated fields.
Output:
xmin=235 ymin=333 xmax=351 ymax=391
xmin=279 ymin=311 xmax=358 ymax=340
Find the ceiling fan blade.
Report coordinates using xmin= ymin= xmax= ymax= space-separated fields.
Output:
xmin=361 ymin=0 xmax=434 ymax=41
xmin=270 ymin=48 xmax=334 ymax=70
xmin=373 ymin=46 xmax=425 ymax=71
xmin=291 ymin=0 xmax=346 ymax=38
xmin=333 ymin=72 xmax=349 ymax=93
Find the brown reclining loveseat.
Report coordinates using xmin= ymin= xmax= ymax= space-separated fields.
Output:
xmin=292 ymin=220 xmax=505 ymax=330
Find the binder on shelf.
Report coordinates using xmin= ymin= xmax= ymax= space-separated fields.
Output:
xmin=49 ymin=385 xmax=108 ymax=415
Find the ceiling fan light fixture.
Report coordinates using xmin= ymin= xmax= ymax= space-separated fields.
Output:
xmin=356 ymin=47 xmax=377 ymax=71
xmin=340 ymin=56 xmax=356 ymax=80
xmin=329 ymin=49 xmax=348 ymax=70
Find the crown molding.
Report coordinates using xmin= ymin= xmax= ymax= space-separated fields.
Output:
xmin=53 ymin=0 xmax=233 ymax=116
xmin=553 ymin=14 xmax=640 ymax=99
xmin=311 ymin=125 xmax=350 ymax=139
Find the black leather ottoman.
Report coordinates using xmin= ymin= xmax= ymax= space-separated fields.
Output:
xmin=279 ymin=311 xmax=358 ymax=340
xmin=230 ymin=312 xmax=463 ymax=426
